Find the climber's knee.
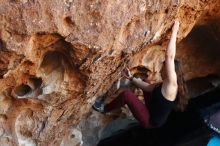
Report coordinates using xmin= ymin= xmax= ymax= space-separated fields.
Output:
xmin=119 ymin=90 xmax=136 ymax=103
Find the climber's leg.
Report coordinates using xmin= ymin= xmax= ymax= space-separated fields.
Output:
xmin=105 ymin=90 xmax=152 ymax=128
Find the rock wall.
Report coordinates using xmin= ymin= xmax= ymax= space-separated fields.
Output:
xmin=0 ymin=0 xmax=220 ymax=146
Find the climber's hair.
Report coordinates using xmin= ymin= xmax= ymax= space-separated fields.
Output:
xmin=174 ymin=59 xmax=189 ymax=111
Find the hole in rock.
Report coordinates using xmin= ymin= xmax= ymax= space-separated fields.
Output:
xmin=28 ymin=77 xmax=42 ymax=89
xmin=131 ymin=66 xmax=150 ymax=79
xmin=40 ymin=51 xmax=67 ymax=75
xmin=134 ymin=66 xmax=149 ymax=73
xmin=71 ymin=134 xmax=75 ymax=139
xmin=64 ymin=16 xmax=75 ymax=26
xmin=39 ymin=51 xmax=71 ymax=94
xmin=14 ymin=84 xmax=32 ymax=97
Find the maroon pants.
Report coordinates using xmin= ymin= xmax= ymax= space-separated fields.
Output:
xmin=105 ymin=90 xmax=153 ymax=128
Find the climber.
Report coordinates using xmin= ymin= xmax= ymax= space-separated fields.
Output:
xmin=93 ymin=20 xmax=189 ymax=128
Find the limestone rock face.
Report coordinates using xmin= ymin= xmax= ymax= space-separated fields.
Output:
xmin=0 ymin=0 xmax=220 ymax=145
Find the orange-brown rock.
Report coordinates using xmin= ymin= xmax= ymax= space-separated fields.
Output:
xmin=0 ymin=0 xmax=220 ymax=145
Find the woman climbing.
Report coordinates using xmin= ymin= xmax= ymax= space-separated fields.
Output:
xmin=93 ymin=20 xmax=188 ymax=128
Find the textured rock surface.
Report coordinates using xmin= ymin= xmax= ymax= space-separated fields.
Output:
xmin=0 ymin=0 xmax=220 ymax=146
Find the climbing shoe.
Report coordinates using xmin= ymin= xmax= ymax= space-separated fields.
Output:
xmin=92 ymin=98 xmax=106 ymax=113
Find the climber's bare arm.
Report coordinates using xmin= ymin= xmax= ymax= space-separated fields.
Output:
xmin=162 ymin=21 xmax=179 ymax=101
xmin=123 ymin=68 xmax=155 ymax=92
xmin=131 ymin=77 xmax=156 ymax=92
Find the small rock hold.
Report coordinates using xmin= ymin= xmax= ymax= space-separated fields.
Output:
xmin=144 ymin=30 xmax=150 ymax=37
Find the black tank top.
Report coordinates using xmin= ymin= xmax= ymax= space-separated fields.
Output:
xmin=149 ymin=84 xmax=175 ymax=127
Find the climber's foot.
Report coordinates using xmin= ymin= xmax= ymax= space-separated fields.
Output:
xmin=92 ymin=96 xmax=106 ymax=113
